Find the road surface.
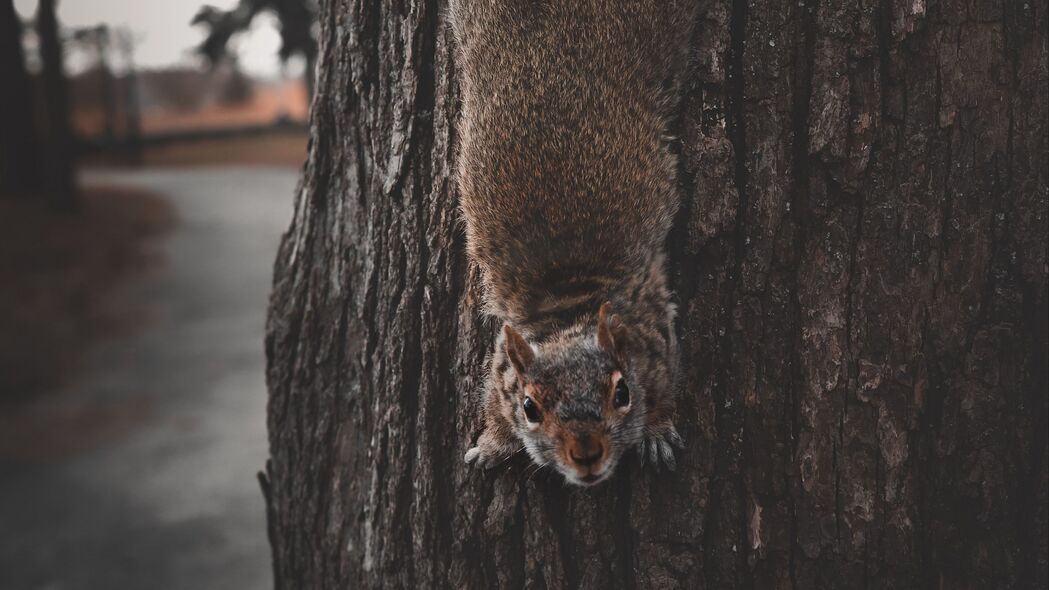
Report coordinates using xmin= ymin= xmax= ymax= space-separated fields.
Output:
xmin=0 ymin=168 xmax=297 ymax=590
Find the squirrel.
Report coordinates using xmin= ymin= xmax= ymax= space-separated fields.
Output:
xmin=450 ymin=0 xmax=696 ymax=486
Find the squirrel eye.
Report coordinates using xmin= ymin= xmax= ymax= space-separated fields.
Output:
xmin=614 ymin=379 xmax=630 ymax=408
xmin=522 ymin=396 xmax=541 ymax=422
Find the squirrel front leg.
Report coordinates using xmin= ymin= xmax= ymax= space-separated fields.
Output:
xmin=464 ymin=347 xmax=520 ymax=469
xmin=614 ymin=311 xmax=682 ymax=472
xmin=464 ymin=416 xmax=518 ymax=469
xmin=637 ymin=347 xmax=683 ymax=472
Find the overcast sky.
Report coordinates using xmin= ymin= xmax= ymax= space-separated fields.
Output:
xmin=13 ymin=0 xmax=289 ymax=77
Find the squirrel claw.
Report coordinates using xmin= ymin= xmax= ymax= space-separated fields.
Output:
xmin=638 ymin=425 xmax=682 ymax=472
xmin=464 ymin=446 xmax=493 ymax=469
xmin=464 ymin=445 xmax=507 ymax=470
xmin=465 ymin=429 xmax=517 ymax=471
xmin=666 ymin=425 xmax=685 ymax=449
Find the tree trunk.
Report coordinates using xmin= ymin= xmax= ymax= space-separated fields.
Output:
xmin=95 ymin=28 xmax=117 ymax=147
xmin=0 ymin=0 xmax=41 ymax=196
xmin=303 ymin=48 xmax=316 ymax=101
xmin=264 ymin=1 xmax=1048 ymax=588
xmin=115 ymin=28 xmax=143 ymax=167
xmin=37 ymin=0 xmax=77 ymax=209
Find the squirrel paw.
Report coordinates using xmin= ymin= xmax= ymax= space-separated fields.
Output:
xmin=464 ymin=431 xmax=516 ymax=470
xmin=464 ymin=445 xmax=510 ymax=470
xmin=637 ymin=423 xmax=684 ymax=472
xmin=464 ymin=446 xmax=493 ymax=469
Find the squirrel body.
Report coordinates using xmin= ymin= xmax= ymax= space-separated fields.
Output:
xmin=452 ymin=0 xmax=695 ymax=486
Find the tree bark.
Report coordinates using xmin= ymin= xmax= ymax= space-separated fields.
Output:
xmin=264 ymin=1 xmax=1048 ymax=588
xmin=37 ymin=0 xmax=77 ymax=209
xmin=95 ymin=27 xmax=117 ymax=147
xmin=0 ymin=0 xmax=41 ymax=196
xmin=114 ymin=28 xmax=143 ymax=167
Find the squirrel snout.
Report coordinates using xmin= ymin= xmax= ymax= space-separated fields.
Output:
xmin=568 ymin=436 xmax=605 ymax=467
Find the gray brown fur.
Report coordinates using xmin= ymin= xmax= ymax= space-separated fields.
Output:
xmin=451 ymin=0 xmax=696 ymax=486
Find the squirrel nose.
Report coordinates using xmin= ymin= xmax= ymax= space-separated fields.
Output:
xmin=570 ymin=438 xmax=604 ymax=467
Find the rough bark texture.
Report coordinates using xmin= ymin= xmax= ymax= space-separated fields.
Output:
xmin=264 ymin=0 xmax=1048 ymax=588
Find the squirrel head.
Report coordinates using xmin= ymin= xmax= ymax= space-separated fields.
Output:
xmin=502 ymin=302 xmax=653 ymax=486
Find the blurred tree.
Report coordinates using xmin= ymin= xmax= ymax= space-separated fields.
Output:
xmin=219 ymin=57 xmax=255 ymax=105
xmin=192 ymin=0 xmax=317 ymax=98
xmin=72 ymin=25 xmax=117 ymax=146
xmin=113 ymin=28 xmax=142 ymax=166
xmin=141 ymin=68 xmax=210 ymax=112
xmin=37 ymin=0 xmax=77 ymax=209
xmin=0 ymin=0 xmax=41 ymax=196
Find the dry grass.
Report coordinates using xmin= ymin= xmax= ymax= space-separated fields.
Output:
xmin=142 ymin=131 xmax=309 ymax=168
xmin=0 ymin=187 xmax=174 ymax=402
xmin=139 ymin=81 xmax=310 ymax=135
xmin=72 ymin=78 xmax=310 ymax=137
xmin=80 ymin=131 xmax=310 ymax=169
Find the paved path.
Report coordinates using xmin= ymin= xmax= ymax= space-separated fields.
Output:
xmin=0 ymin=168 xmax=297 ymax=590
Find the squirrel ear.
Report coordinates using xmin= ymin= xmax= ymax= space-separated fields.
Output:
xmin=504 ymin=324 xmax=535 ymax=376
xmin=597 ymin=302 xmax=626 ymax=362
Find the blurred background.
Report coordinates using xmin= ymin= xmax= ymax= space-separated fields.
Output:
xmin=1 ymin=1 xmax=314 ymax=587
